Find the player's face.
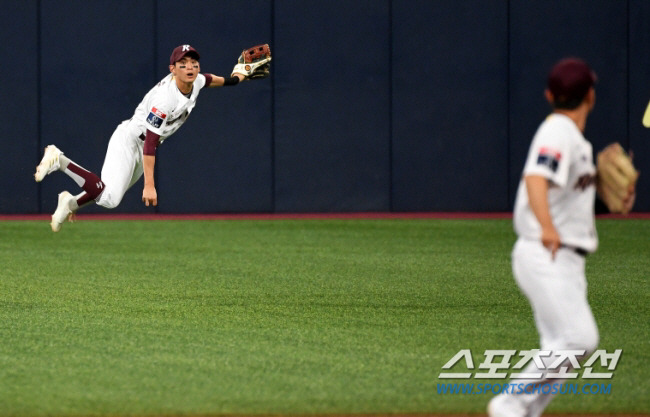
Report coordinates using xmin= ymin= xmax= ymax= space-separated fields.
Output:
xmin=171 ymin=56 xmax=200 ymax=84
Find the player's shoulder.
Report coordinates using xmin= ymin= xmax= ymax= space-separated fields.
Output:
xmin=535 ymin=114 xmax=580 ymax=143
xmin=193 ymin=73 xmax=207 ymax=89
xmin=150 ymin=73 xmax=173 ymax=90
xmin=539 ymin=113 xmax=571 ymax=131
xmin=149 ymin=75 xmax=178 ymax=104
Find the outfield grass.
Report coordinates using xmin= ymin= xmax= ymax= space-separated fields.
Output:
xmin=0 ymin=218 xmax=647 ymax=415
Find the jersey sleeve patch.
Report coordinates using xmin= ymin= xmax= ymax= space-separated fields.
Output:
xmin=536 ymin=147 xmax=562 ymax=173
xmin=146 ymin=107 xmax=167 ymax=129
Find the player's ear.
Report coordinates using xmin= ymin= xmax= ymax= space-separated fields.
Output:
xmin=586 ymin=87 xmax=596 ymax=110
xmin=544 ymin=89 xmax=554 ymax=105
xmin=169 ymin=64 xmax=175 ymax=74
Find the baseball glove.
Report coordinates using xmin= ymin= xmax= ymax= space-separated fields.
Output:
xmin=596 ymin=143 xmax=639 ymax=214
xmin=231 ymin=44 xmax=271 ymax=80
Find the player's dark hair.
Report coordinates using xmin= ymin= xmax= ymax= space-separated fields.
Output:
xmin=552 ymin=95 xmax=585 ymax=110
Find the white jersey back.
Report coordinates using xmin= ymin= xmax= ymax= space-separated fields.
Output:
xmin=513 ymin=113 xmax=598 ymax=252
xmin=127 ymin=73 xmax=207 ymax=143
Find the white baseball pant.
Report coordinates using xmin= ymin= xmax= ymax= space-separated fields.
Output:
xmin=96 ymin=121 xmax=144 ymax=209
xmin=491 ymin=237 xmax=599 ymax=417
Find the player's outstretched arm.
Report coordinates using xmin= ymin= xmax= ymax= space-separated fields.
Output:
xmin=205 ymin=73 xmax=245 ymax=88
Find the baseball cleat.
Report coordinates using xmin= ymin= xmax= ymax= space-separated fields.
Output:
xmin=34 ymin=145 xmax=63 ymax=182
xmin=51 ymin=191 xmax=76 ymax=232
xmin=487 ymin=395 xmax=524 ymax=417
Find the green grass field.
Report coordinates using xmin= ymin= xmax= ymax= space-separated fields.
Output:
xmin=0 ymin=218 xmax=648 ymax=416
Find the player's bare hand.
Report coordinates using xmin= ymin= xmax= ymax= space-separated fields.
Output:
xmin=541 ymin=226 xmax=561 ymax=259
xmin=142 ymin=185 xmax=158 ymax=206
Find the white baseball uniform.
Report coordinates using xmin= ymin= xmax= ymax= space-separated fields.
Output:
xmin=97 ymin=73 xmax=208 ymax=208
xmin=491 ymin=113 xmax=599 ymax=417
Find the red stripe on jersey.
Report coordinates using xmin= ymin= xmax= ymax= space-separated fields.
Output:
xmin=151 ymin=107 xmax=167 ymax=118
xmin=539 ymin=147 xmax=562 ymax=160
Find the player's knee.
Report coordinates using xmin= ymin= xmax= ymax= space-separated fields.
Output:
xmin=581 ymin=328 xmax=599 ymax=356
xmin=96 ymin=189 xmax=122 ymax=209
xmin=566 ymin=326 xmax=599 ymax=357
xmin=97 ymin=199 xmax=119 ymax=209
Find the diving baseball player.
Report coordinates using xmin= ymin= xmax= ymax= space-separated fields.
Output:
xmin=488 ymin=58 xmax=636 ymax=417
xmin=34 ymin=44 xmax=271 ymax=231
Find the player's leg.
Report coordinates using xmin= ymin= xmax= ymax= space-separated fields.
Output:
xmin=36 ymin=145 xmax=106 ymax=231
xmin=489 ymin=238 xmax=598 ymax=417
xmin=35 ymin=145 xmax=103 ymax=193
xmin=515 ymin=241 xmax=599 ymax=353
xmin=519 ymin=246 xmax=598 ymax=417
xmin=50 ymin=159 xmax=105 ymax=231
xmin=489 ymin=354 xmax=566 ymax=417
xmin=61 ymin=156 xmax=106 ymax=206
xmin=96 ymin=125 xmax=144 ymax=209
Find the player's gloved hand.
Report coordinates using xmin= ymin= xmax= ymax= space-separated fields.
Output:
xmin=142 ymin=185 xmax=158 ymax=206
xmin=596 ymin=143 xmax=639 ymax=214
xmin=231 ymin=44 xmax=271 ymax=80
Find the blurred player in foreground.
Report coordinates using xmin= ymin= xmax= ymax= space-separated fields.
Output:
xmin=34 ymin=44 xmax=270 ymax=231
xmin=488 ymin=58 xmax=637 ymax=417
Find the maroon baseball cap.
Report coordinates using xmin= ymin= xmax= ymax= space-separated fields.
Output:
xmin=547 ymin=58 xmax=597 ymax=105
xmin=169 ymin=44 xmax=200 ymax=65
